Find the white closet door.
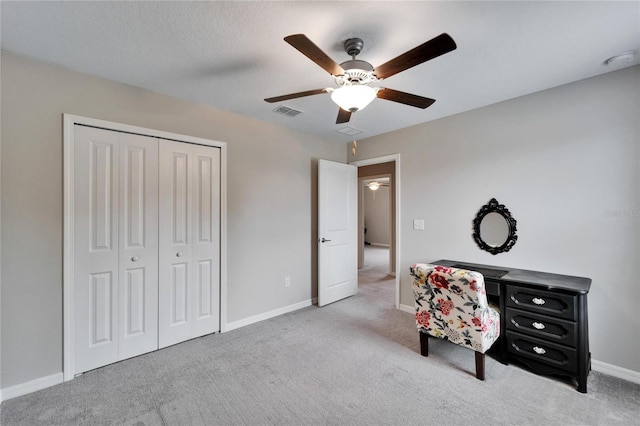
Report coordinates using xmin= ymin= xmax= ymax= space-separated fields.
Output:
xmin=191 ymin=144 xmax=221 ymax=337
xmin=74 ymin=126 xmax=159 ymax=374
xmin=158 ymin=141 xmax=220 ymax=348
xmin=74 ymin=126 xmax=120 ymax=374
xmin=117 ymin=133 xmax=159 ymax=359
xmin=158 ymin=140 xmax=193 ymax=347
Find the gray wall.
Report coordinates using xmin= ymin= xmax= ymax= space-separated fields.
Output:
xmin=364 ymin=185 xmax=391 ymax=246
xmin=0 ymin=52 xmax=345 ymax=388
xmin=351 ymin=65 xmax=640 ymax=373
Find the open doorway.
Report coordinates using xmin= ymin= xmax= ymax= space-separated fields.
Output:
xmin=351 ymin=156 xmax=399 ymax=308
xmin=361 ymin=176 xmax=391 ymax=274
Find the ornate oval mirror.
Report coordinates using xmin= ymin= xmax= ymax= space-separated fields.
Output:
xmin=472 ymin=198 xmax=517 ymax=255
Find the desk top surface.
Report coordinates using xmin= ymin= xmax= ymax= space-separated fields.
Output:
xmin=432 ymin=259 xmax=592 ymax=294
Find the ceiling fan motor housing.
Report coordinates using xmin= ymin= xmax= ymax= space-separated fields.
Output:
xmin=339 ymin=60 xmax=376 ymax=83
xmin=344 ymin=37 xmax=364 ymax=57
xmin=340 ymin=38 xmax=377 ymax=84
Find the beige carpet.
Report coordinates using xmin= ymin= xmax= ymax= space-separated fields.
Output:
xmin=2 ymin=246 xmax=639 ymax=425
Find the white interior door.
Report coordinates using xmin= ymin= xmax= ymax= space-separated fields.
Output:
xmin=74 ymin=126 xmax=159 ymax=374
xmin=158 ymin=141 xmax=220 ymax=348
xmin=318 ymin=159 xmax=357 ymax=306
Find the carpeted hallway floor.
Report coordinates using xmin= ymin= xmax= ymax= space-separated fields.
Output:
xmin=1 ymin=246 xmax=639 ymax=425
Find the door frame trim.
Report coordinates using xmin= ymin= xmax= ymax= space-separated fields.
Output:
xmin=62 ymin=114 xmax=228 ymax=381
xmin=350 ymin=154 xmax=401 ymax=310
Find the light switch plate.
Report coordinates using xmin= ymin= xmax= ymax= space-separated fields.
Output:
xmin=413 ymin=219 xmax=425 ymax=230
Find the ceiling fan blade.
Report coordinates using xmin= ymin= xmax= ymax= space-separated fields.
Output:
xmin=264 ymin=89 xmax=327 ymax=103
xmin=376 ymin=88 xmax=436 ymax=109
xmin=336 ymin=108 xmax=352 ymax=124
xmin=284 ymin=34 xmax=345 ymax=76
xmin=374 ymin=33 xmax=457 ymax=79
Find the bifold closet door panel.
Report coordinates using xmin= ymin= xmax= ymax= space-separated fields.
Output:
xmin=117 ymin=133 xmax=159 ymax=360
xmin=73 ymin=125 xmax=159 ymax=374
xmin=74 ymin=125 xmax=120 ymax=374
xmin=191 ymin=144 xmax=221 ymax=338
xmin=159 ymin=140 xmax=193 ymax=348
xmin=158 ymin=141 xmax=221 ymax=348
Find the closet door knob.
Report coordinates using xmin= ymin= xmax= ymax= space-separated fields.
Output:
xmin=176 ymin=252 xmax=182 ymax=257
xmin=131 ymin=256 xmax=139 ymax=262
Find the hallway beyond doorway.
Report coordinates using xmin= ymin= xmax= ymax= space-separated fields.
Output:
xmin=358 ymin=245 xmax=394 ymax=304
xmin=362 ymin=245 xmax=390 ymax=274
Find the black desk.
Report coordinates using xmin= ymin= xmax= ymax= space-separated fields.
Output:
xmin=434 ymin=259 xmax=592 ymax=393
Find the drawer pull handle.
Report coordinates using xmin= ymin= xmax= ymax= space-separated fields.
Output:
xmin=533 ymin=346 xmax=546 ymax=355
xmin=532 ymin=322 xmax=546 ymax=330
xmin=532 ymin=297 xmax=546 ymax=305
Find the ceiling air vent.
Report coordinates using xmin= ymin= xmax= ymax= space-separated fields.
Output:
xmin=273 ymin=105 xmax=303 ymax=117
xmin=335 ymin=126 xmax=363 ymax=136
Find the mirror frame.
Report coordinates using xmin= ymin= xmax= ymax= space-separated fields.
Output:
xmin=472 ymin=198 xmax=518 ymax=255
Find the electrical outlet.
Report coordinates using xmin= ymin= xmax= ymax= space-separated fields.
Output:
xmin=284 ymin=276 xmax=291 ymax=287
xmin=413 ymin=219 xmax=425 ymax=230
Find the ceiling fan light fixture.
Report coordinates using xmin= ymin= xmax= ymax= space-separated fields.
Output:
xmin=330 ymin=85 xmax=377 ymax=113
xmin=368 ymin=181 xmax=380 ymax=191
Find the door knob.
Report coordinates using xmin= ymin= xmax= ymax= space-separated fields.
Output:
xmin=131 ymin=256 xmax=139 ymax=262
xmin=176 ymin=252 xmax=182 ymax=257
xmin=321 ymin=238 xmax=332 ymax=243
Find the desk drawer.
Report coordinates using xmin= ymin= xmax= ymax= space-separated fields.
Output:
xmin=507 ymin=331 xmax=577 ymax=372
xmin=506 ymin=285 xmax=576 ymax=320
xmin=506 ymin=307 xmax=577 ymax=347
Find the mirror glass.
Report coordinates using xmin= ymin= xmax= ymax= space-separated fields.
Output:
xmin=472 ymin=198 xmax=518 ymax=255
xmin=480 ymin=212 xmax=509 ymax=247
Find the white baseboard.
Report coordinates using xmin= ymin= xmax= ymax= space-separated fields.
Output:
xmin=592 ymin=359 xmax=640 ymax=384
xmin=399 ymin=303 xmax=414 ymax=314
xmin=225 ymin=299 xmax=314 ymax=332
xmin=1 ymin=301 xmax=315 ymax=402
xmin=0 ymin=372 xmax=63 ymax=402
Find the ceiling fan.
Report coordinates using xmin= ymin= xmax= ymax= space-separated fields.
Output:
xmin=265 ymin=33 xmax=457 ymax=124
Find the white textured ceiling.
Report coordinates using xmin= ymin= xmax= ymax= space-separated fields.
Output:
xmin=2 ymin=1 xmax=639 ymax=142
